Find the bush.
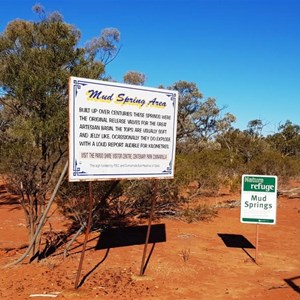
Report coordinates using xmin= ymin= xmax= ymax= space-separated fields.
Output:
xmin=56 ymin=149 xmax=300 ymax=229
xmin=57 ymin=178 xmax=183 ymax=230
xmin=178 ymin=204 xmax=218 ymax=223
xmin=175 ymin=149 xmax=243 ymax=197
xmin=247 ymin=151 xmax=300 ymax=183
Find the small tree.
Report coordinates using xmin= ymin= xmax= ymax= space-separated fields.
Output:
xmin=217 ymin=128 xmax=269 ymax=163
xmin=0 ymin=6 xmax=120 ymax=255
xmin=169 ymin=81 xmax=236 ymax=153
xmin=123 ymin=71 xmax=146 ymax=85
xmin=169 ymin=80 xmax=203 ymax=142
xmin=266 ymin=120 xmax=300 ymax=157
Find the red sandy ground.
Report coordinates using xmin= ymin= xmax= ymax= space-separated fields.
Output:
xmin=0 ymin=180 xmax=300 ymax=300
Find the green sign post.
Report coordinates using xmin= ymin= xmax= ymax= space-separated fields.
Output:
xmin=241 ymin=174 xmax=278 ymax=264
xmin=241 ymin=174 xmax=278 ymax=224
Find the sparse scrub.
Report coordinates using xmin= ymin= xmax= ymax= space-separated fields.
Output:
xmin=180 ymin=248 xmax=190 ymax=263
xmin=57 ymin=178 xmax=184 ymax=230
xmin=247 ymin=151 xmax=300 ymax=182
xmin=178 ymin=204 xmax=218 ymax=223
xmin=0 ymin=6 xmax=299 ymax=265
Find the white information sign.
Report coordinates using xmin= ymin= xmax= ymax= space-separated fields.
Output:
xmin=240 ymin=174 xmax=278 ymax=224
xmin=69 ymin=77 xmax=178 ymax=181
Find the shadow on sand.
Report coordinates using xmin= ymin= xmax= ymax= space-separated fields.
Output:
xmin=217 ymin=233 xmax=256 ymax=262
xmin=77 ymin=223 xmax=166 ymax=287
xmin=284 ymin=276 xmax=300 ymax=295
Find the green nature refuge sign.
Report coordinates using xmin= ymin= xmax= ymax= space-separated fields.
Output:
xmin=241 ymin=175 xmax=278 ymax=224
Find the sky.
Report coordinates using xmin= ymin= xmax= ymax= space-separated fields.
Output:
xmin=0 ymin=0 xmax=299 ymax=134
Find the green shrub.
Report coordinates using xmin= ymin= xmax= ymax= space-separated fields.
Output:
xmin=247 ymin=151 xmax=300 ymax=183
xmin=178 ymin=204 xmax=218 ymax=223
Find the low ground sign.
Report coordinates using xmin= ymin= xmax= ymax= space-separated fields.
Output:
xmin=240 ymin=174 xmax=278 ymax=224
xmin=69 ymin=76 xmax=178 ymax=181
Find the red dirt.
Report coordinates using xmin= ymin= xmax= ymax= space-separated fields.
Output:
xmin=0 ymin=180 xmax=300 ymax=300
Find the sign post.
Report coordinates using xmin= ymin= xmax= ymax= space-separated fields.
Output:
xmin=74 ymin=181 xmax=94 ymax=289
xmin=240 ymin=174 xmax=278 ymax=263
xmin=69 ymin=76 xmax=178 ymax=285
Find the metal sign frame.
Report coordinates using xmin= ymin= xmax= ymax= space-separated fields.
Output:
xmin=69 ymin=76 xmax=178 ymax=182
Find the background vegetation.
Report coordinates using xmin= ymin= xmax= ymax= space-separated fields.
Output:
xmin=0 ymin=6 xmax=299 ymax=258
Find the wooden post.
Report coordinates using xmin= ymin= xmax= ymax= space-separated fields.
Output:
xmin=255 ymin=224 xmax=259 ymax=264
xmin=139 ymin=180 xmax=157 ymax=276
xmin=4 ymin=161 xmax=68 ymax=268
xmin=74 ymin=181 xmax=94 ymax=289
